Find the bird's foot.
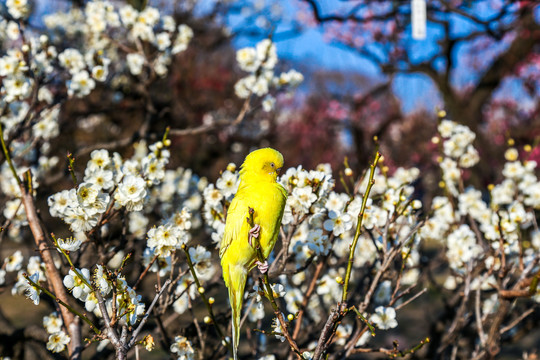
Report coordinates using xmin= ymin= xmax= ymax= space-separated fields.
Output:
xmin=256 ymin=260 xmax=269 ymax=274
xmin=248 ymin=224 xmax=261 ymax=247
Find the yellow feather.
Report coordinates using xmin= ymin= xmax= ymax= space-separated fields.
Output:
xmin=220 ymin=148 xmax=287 ymax=360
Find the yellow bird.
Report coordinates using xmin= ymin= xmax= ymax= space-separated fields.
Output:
xmin=220 ymin=148 xmax=287 ymax=360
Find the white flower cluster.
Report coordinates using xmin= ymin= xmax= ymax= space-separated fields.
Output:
xmin=146 ymin=221 xmax=189 ymax=257
xmin=6 ymin=0 xmax=30 ymax=19
xmin=0 ymin=40 xmax=58 ymax=140
xmin=48 ymin=141 xmax=169 ymax=233
xmin=234 ymin=39 xmax=303 ymax=110
xmin=38 ymin=1 xmax=193 ymax=97
xmin=43 ymin=312 xmax=71 ymax=353
xmin=62 ymin=265 xmax=145 ymax=325
xmin=172 ymin=275 xmax=198 ymax=315
xmin=202 ymin=165 xmax=240 ymax=246
xmin=437 ymin=119 xmax=480 ymax=195
xmin=4 ymin=252 xmax=47 ymax=306
xmin=421 ymin=120 xmax=540 ymax=301
xmin=281 ymin=165 xmax=334 ymax=263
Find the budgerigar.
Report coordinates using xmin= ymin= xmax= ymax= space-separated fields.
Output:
xmin=219 ymin=148 xmax=287 ymax=360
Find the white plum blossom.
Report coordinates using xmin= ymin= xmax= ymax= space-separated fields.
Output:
xmin=155 ymin=32 xmax=171 ymax=51
xmin=147 ymin=224 xmax=188 ymax=257
xmin=216 ymin=170 xmax=239 ymax=198
xmin=88 ymin=149 xmax=112 ymax=171
xmin=370 ymin=306 xmax=398 ymax=330
xmin=92 ymin=64 xmax=108 ymax=81
xmin=446 ymin=224 xmax=482 ymax=270
xmin=24 ymin=272 xmax=42 ymax=305
xmin=4 ymin=250 xmax=24 ymax=272
xmin=262 ymin=95 xmax=276 ymax=112
xmin=33 ymin=106 xmax=60 ymax=140
xmin=188 ymin=245 xmax=215 ymax=281
xmin=127 ymin=53 xmax=145 ymax=76
xmin=58 ymin=48 xmax=85 ymax=74
xmin=170 ymin=335 xmax=195 ymax=359
xmin=94 ymin=264 xmax=112 ymax=295
xmin=68 ymin=70 xmax=96 ymax=97
xmin=172 ymin=24 xmax=193 ymax=54
xmin=119 ymin=5 xmax=138 ymax=26
xmin=323 ymin=210 xmax=353 ymax=236
xmin=236 ymin=47 xmax=258 ymax=72
xmin=43 ymin=312 xmax=63 ymax=334
xmin=115 ymin=174 xmax=147 ymax=211
xmin=57 ymin=237 xmax=83 ymax=252
xmin=7 ymin=0 xmax=30 ymax=19
xmin=46 ymin=331 xmax=71 ymax=353
xmin=63 ymin=268 xmax=92 ymax=301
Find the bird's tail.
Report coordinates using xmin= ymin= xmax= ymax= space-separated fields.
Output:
xmin=226 ymin=264 xmax=247 ymax=360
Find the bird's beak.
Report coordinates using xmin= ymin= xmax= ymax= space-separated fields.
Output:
xmin=277 ymin=167 xmax=282 ymax=175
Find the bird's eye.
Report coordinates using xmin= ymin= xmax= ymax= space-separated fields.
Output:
xmin=270 ymin=162 xmax=275 ymax=168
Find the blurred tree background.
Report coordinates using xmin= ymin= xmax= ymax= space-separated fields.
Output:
xmin=39 ymin=0 xmax=539 ymax=187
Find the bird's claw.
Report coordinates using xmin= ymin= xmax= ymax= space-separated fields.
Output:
xmin=248 ymin=224 xmax=261 ymax=247
xmin=256 ymin=260 xmax=269 ymax=274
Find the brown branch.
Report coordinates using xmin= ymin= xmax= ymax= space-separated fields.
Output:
xmin=169 ymin=96 xmax=251 ymax=137
xmin=312 ymin=303 xmax=347 ymax=360
xmin=128 ymin=279 xmax=172 ymax=348
xmin=395 ymin=287 xmax=427 ymax=311
xmin=499 ymin=308 xmax=536 ymax=335
xmin=19 ymin=173 xmax=81 ymax=360
xmin=302 ymin=0 xmax=399 ymax=24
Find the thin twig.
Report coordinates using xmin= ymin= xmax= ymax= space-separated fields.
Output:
xmin=128 ymin=279 xmax=172 ymax=348
xmin=342 ymin=152 xmax=381 ymax=303
xmin=499 ymin=308 xmax=535 ymax=335
xmin=395 ymin=287 xmax=427 ymax=311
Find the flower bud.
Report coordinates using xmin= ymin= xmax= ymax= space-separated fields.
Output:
xmin=227 ymin=163 xmax=236 ymax=172
xmin=504 ymin=148 xmax=518 ymax=162
xmin=143 ymin=334 xmax=155 ymax=351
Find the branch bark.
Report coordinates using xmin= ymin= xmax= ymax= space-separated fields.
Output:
xmin=19 ymin=176 xmax=81 ymax=360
